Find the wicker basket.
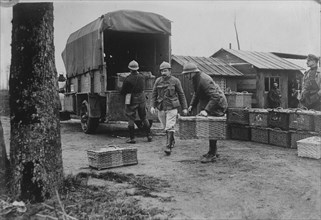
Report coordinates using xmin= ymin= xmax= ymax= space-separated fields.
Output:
xmin=297 ymin=136 xmax=321 ymax=159
xmin=313 ymin=112 xmax=321 ymax=133
xmin=227 ymin=108 xmax=249 ymax=125
xmin=290 ymin=131 xmax=318 ymax=149
xmin=179 ymin=116 xmax=227 ymax=140
xmin=249 ymin=108 xmax=268 ymax=127
xmin=251 ymin=127 xmax=269 ymax=144
xmin=87 ymin=146 xmax=138 ymax=170
xmin=267 ymin=108 xmax=291 ymax=130
xmin=289 ymin=109 xmax=315 ymax=131
xmin=229 ymin=124 xmax=251 ymax=141
xmin=225 ymin=92 xmax=252 ymax=108
xmin=269 ymin=128 xmax=291 ymax=148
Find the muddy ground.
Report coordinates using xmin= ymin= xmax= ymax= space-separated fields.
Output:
xmin=1 ymin=116 xmax=321 ymax=219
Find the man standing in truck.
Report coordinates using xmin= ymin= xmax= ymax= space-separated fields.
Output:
xmin=121 ymin=60 xmax=152 ymax=144
xmin=151 ymin=61 xmax=188 ymax=155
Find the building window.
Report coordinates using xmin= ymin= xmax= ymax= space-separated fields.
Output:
xmin=265 ymin=77 xmax=280 ymax=92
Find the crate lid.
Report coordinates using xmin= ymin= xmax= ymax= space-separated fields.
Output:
xmin=290 ymin=108 xmax=318 ymax=115
xmin=267 ymin=108 xmax=292 ymax=113
xmin=87 ymin=146 xmax=137 ymax=153
xmin=248 ymin=108 xmax=268 ymax=113
xmin=179 ymin=115 xmax=226 ymax=122
xmin=297 ymin=136 xmax=321 ymax=144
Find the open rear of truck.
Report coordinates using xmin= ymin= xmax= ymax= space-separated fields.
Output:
xmin=61 ymin=10 xmax=171 ymax=133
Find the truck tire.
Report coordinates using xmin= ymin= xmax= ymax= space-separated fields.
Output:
xmin=80 ymin=101 xmax=99 ymax=134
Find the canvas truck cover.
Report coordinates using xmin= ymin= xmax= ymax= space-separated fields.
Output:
xmin=62 ymin=10 xmax=171 ymax=78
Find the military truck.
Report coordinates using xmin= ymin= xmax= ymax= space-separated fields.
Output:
xmin=61 ymin=10 xmax=171 ymax=133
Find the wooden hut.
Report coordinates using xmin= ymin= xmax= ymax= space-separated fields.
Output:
xmin=212 ymin=48 xmax=304 ymax=108
xmin=171 ymin=55 xmax=243 ymax=107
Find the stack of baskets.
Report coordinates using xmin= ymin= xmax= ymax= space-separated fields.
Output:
xmin=247 ymin=107 xmax=321 ymax=149
xmin=227 ymin=107 xmax=251 ymax=141
xmin=226 ymin=92 xmax=252 ymax=141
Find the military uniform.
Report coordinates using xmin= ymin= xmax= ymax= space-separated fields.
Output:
xmin=120 ymin=60 xmax=152 ymax=143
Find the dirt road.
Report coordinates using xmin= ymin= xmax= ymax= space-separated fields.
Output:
xmin=2 ymin=116 xmax=321 ymax=219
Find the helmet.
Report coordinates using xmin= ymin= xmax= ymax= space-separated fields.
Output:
xmin=182 ymin=62 xmax=200 ymax=74
xmin=159 ymin=61 xmax=171 ymax=71
xmin=128 ymin=60 xmax=139 ymax=70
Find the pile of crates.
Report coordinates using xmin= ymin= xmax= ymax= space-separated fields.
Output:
xmin=227 ymin=107 xmax=321 ymax=149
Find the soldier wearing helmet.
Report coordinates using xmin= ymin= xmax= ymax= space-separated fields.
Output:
xmin=151 ymin=61 xmax=188 ymax=155
xmin=120 ymin=60 xmax=152 ymax=144
xmin=182 ymin=62 xmax=228 ymax=163
xmin=300 ymin=54 xmax=321 ymax=110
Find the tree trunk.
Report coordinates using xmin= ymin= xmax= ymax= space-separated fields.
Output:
xmin=9 ymin=3 xmax=63 ymax=203
xmin=0 ymin=119 xmax=10 ymax=195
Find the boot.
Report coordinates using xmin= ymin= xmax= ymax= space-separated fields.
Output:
xmin=126 ymin=125 xmax=136 ymax=144
xmin=146 ymin=126 xmax=152 ymax=142
xmin=169 ymin=131 xmax=175 ymax=148
xmin=201 ymin=140 xmax=218 ymax=163
xmin=164 ymin=131 xmax=172 ymax=155
xmin=143 ymin=119 xmax=152 ymax=142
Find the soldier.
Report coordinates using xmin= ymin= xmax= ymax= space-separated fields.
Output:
xmin=120 ymin=60 xmax=152 ymax=144
xmin=181 ymin=62 xmax=228 ymax=163
xmin=300 ymin=54 xmax=321 ymax=110
xmin=151 ymin=61 xmax=188 ymax=155
xmin=267 ymin=82 xmax=282 ymax=108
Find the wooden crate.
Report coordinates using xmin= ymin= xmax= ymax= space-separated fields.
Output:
xmin=269 ymin=128 xmax=291 ymax=148
xmin=229 ymin=124 xmax=251 ymax=141
xmin=251 ymin=127 xmax=269 ymax=144
xmin=225 ymin=92 xmax=252 ymax=108
xmin=289 ymin=109 xmax=315 ymax=131
xmin=267 ymin=108 xmax=291 ymax=130
xmin=179 ymin=116 xmax=227 ymax=140
xmin=297 ymin=136 xmax=321 ymax=159
xmin=227 ymin=108 xmax=249 ymax=125
xmin=290 ymin=131 xmax=318 ymax=149
xmin=87 ymin=146 xmax=138 ymax=170
xmin=249 ymin=108 xmax=268 ymax=127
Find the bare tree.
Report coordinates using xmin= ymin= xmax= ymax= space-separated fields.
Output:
xmin=9 ymin=3 xmax=63 ymax=202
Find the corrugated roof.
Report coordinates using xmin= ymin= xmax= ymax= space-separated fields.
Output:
xmin=212 ymin=48 xmax=304 ymax=70
xmin=172 ymin=55 xmax=243 ymax=77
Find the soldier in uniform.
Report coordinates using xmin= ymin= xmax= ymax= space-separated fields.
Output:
xmin=181 ymin=62 xmax=228 ymax=163
xmin=151 ymin=61 xmax=188 ymax=155
xmin=120 ymin=60 xmax=152 ymax=144
xmin=300 ymin=54 xmax=321 ymax=110
xmin=267 ymin=82 xmax=282 ymax=108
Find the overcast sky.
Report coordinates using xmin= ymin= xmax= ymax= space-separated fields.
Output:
xmin=0 ymin=0 xmax=320 ymax=89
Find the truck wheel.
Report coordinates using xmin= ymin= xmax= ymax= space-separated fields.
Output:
xmin=80 ymin=101 xmax=99 ymax=134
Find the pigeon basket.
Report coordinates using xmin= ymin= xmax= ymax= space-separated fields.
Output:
xmin=225 ymin=92 xmax=252 ymax=108
xmin=249 ymin=108 xmax=269 ymax=127
xmin=179 ymin=116 xmax=227 ymax=140
xmin=289 ymin=109 xmax=315 ymax=131
xmin=297 ymin=136 xmax=321 ymax=159
xmin=227 ymin=108 xmax=249 ymax=125
xmin=267 ymin=108 xmax=291 ymax=130
xmin=251 ymin=127 xmax=269 ymax=144
xmin=87 ymin=146 xmax=138 ymax=170
xmin=290 ymin=131 xmax=318 ymax=149
xmin=268 ymin=128 xmax=291 ymax=148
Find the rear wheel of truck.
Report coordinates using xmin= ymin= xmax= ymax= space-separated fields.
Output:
xmin=80 ymin=101 xmax=99 ymax=134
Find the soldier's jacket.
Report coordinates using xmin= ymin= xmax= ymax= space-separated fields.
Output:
xmin=301 ymin=67 xmax=321 ymax=107
xmin=151 ymin=75 xmax=187 ymax=111
xmin=190 ymin=72 xmax=227 ymax=116
xmin=120 ymin=72 xmax=146 ymax=104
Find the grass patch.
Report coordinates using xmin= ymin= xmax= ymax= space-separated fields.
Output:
xmin=3 ymin=172 xmax=170 ymax=219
